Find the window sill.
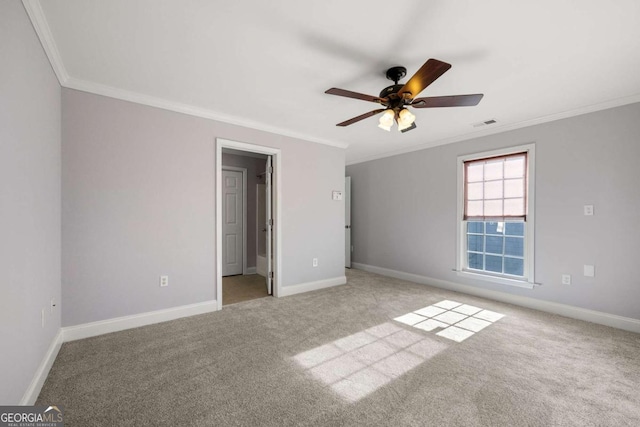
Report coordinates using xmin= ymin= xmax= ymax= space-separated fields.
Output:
xmin=455 ymin=270 xmax=536 ymax=289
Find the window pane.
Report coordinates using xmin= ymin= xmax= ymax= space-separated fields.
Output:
xmin=468 ymin=252 xmax=483 ymax=270
xmin=468 ymin=235 xmax=484 ymax=252
xmin=504 ymin=198 xmax=525 ymax=216
xmin=485 ymin=222 xmax=504 ymax=235
xmin=505 ymin=221 xmax=524 ymax=236
xmin=467 ymin=163 xmax=484 ymax=182
xmin=504 ymin=257 xmax=524 ymax=276
xmin=486 ymin=236 xmax=503 ymax=254
xmin=504 ymin=178 xmax=524 ymax=198
xmin=484 ymin=199 xmax=503 ymax=216
xmin=485 ymin=255 xmax=503 ymax=273
xmin=467 ymin=221 xmax=484 ymax=233
xmin=484 ymin=180 xmax=503 ymax=199
xmin=467 ymin=200 xmax=483 ymax=217
xmin=467 ymin=182 xmax=483 ymax=200
xmin=484 ymin=160 xmax=503 ymax=180
xmin=504 ymin=157 xmax=525 ymax=178
xmin=505 ymin=237 xmax=523 ymax=257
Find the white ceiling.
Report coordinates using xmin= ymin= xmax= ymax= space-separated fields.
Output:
xmin=27 ymin=0 xmax=640 ymax=164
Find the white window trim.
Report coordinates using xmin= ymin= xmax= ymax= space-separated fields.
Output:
xmin=455 ymin=143 xmax=536 ymax=289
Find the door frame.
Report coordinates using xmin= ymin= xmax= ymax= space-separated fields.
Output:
xmin=221 ymin=166 xmax=248 ymax=276
xmin=216 ymin=138 xmax=282 ymax=310
xmin=345 ymin=176 xmax=351 ymax=268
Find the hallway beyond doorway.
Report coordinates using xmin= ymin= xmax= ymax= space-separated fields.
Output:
xmin=222 ymin=274 xmax=269 ymax=305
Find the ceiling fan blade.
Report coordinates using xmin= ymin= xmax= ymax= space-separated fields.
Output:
xmin=411 ymin=94 xmax=484 ymax=108
xmin=397 ymin=59 xmax=451 ymax=99
xmin=336 ymin=109 xmax=386 ymax=127
xmin=325 ymin=88 xmax=385 ymax=104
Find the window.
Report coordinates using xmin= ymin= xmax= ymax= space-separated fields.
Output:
xmin=456 ymin=145 xmax=535 ymax=288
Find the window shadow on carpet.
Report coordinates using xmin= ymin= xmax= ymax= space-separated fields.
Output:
xmin=292 ymin=322 xmax=449 ymax=402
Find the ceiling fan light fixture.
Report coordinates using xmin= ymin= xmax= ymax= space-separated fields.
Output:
xmin=378 ymin=109 xmax=395 ymax=131
xmin=396 ymin=108 xmax=416 ymax=131
xmin=400 ymin=122 xmax=417 ymax=133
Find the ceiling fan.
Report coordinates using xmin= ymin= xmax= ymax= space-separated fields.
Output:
xmin=325 ymin=58 xmax=483 ymax=132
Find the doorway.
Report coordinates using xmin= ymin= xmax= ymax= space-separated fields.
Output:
xmin=216 ymin=139 xmax=281 ymax=310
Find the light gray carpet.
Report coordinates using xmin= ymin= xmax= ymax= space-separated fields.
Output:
xmin=38 ymin=269 xmax=640 ymax=426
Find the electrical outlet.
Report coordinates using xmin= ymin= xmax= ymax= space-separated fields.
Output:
xmin=312 ymin=258 xmax=318 ymax=267
xmin=561 ymin=274 xmax=571 ymax=285
xmin=584 ymin=265 xmax=595 ymax=277
xmin=584 ymin=205 xmax=594 ymax=216
xmin=160 ymin=275 xmax=169 ymax=287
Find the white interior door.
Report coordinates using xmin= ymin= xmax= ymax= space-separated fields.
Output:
xmin=265 ymin=156 xmax=273 ymax=294
xmin=345 ymin=176 xmax=352 ymax=268
xmin=257 ymin=183 xmax=266 ymax=260
xmin=222 ymin=169 xmax=243 ymax=276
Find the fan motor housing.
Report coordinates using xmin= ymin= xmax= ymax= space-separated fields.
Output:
xmin=379 ymin=84 xmax=404 ymax=99
xmin=379 ymin=84 xmax=410 ymax=109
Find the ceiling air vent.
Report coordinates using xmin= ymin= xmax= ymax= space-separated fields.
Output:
xmin=472 ymin=119 xmax=497 ymax=128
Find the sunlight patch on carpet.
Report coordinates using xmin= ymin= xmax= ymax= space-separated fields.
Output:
xmin=292 ymin=322 xmax=448 ymax=402
xmin=393 ymin=300 xmax=505 ymax=343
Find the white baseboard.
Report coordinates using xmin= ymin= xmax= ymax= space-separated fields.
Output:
xmin=279 ymin=276 xmax=347 ymax=297
xmin=246 ymin=267 xmax=257 ymax=275
xmin=352 ymin=263 xmax=640 ymax=334
xmin=20 ymin=329 xmax=63 ymax=405
xmin=62 ymin=300 xmax=218 ymax=342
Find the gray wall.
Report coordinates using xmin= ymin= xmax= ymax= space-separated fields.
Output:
xmin=347 ymin=102 xmax=640 ymax=320
xmin=0 ymin=2 xmax=62 ymax=404
xmin=222 ymin=153 xmax=267 ymax=269
xmin=62 ymin=89 xmax=345 ymax=327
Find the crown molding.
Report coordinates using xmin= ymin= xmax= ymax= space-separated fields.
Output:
xmin=22 ymin=0 xmax=348 ymax=150
xmin=22 ymin=0 xmax=69 ymax=85
xmin=65 ymin=77 xmax=349 ymax=149
xmin=346 ymin=92 xmax=640 ymax=165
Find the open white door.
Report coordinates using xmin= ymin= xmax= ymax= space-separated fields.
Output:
xmin=222 ymin=169 xmax=244 ymax=276
xmin=345 ymin=176 xmax=352 ymax=268
xmin=265 ymin=156 xmax=273 ymax=294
